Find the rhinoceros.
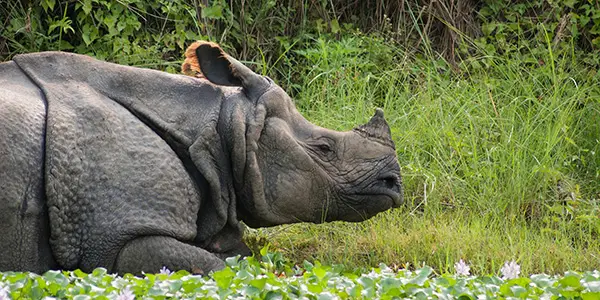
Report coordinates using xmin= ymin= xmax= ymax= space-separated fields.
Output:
xmin=0 ymin=41 xmax=403 ymax=275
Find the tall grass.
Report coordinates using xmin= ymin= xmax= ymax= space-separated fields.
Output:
xmin=253 ymin=34 xmax=600 ymax=275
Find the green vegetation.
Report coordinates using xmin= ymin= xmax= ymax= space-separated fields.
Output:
xmin=1 ymin=0 xmax=599 ymax=279
xmin=1 ymin=254 xmax=600 ymax=299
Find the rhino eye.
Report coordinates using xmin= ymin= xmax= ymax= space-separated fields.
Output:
xmin=316 ymin=143 xmax=332 ymax=153
xmin=307 ymin=137 xmax=336 ymax=158
xmin=308 ymin=139 xmax=334 ymax=155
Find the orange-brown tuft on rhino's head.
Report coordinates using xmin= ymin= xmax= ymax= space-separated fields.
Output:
xmin=181 ymin=41 xmax=214 ymax=79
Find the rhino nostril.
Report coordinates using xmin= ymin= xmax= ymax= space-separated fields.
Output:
xmin=379 ymin=175 xmax=399 ymax=191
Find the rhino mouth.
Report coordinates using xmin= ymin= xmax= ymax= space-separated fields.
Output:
xmin=338 ymin=191 xmax=400 ymax=222
xmin=375 ymin=173 xmax=403 ymax=205
xmin=341 ymin=179 xmax=402 ymax=221
xmin=357 ymin=190 xmax=401 ymax=208
xmin=356 ymin=174 xmax=403 ymax=208
xmin=372 ymin=189 xmax=402 ymax=207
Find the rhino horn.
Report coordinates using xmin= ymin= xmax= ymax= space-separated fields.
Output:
xmin=353 ymin=108 xmax=395 ymax=148
xmin=192 ymin=41 xmax=269 ymax=97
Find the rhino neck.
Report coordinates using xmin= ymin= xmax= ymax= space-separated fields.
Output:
xmin=220 ymin=87 xmax=320 ymax=228
xmin=106 ymin=76 xmax=249 ymax=251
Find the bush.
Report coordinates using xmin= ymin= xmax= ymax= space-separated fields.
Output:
xmin=3 ymin=0 xmax=600 ymax=69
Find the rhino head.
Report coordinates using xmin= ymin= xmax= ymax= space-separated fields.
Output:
xmin=188 ymin=42 xmax=403 ymax=229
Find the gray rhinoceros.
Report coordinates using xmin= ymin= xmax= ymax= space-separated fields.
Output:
xmin=0 ymin=41 xmax=403 ymax=275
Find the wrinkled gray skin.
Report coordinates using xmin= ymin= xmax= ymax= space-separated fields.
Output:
xmin=0 ymin=43 xmax=403 ymax=275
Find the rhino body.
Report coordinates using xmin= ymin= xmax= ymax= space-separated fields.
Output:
xmin=0 ymin=42 xmax=402 ymax=274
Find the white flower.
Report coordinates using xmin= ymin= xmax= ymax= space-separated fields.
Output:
xmin=0 ymin=286 xmax=10 ymax=300
xmin=500 ymin=260 xmax=521 ymax=280
xmin=454 ymin=259 xmax=470 ymax=276
xmin=159 ymin=266 xmax=172 ymax=275
xmin=117 ymin=286 xmax=135 ymax=300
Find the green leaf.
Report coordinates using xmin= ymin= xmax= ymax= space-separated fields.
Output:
xmin=358 ymin=276 xmax=375 ymax=289
xmin=306 ymin=283 xmax=323 ymax=293
xmin=317 ymin=292 xmax=336 ymax=300
xmin=264 ymin=290 xmax=284 ymax=300
xmin=559 ymin=273 xmax=582 ymax=288
xmin=482 ymin=22 xmax=497 ymax=35
xmin=260 ymin=245 xmax=269 ymax=257
xmin=250 ymin=278 xmax=267 ymax=290
xmin=43 ymin=0 xmax=56 ymax=12
xmin=349 ymin=284 xmax=363 ymax=298
xmin=410 ymin=267 xmax=433 ymax=286
xmin=81 ymin=23 xmax=99 ymax=46
xmin=103 ymin=16 xmax=117 ymax=30
xmin=561 ymin=289 xmax=581 ymax=298
xmin=330 ymin=19 xmax=340 ymax=34
xmin=583 ymin=292 xmax=600 ymax=300
xmin=313 ymin=266 xmax=327 ymax=280
xmin=225 ymin=256 xmax=240 ymax=267
xmin=117 ymin=19 xmax=127 ymax=33
xmin=82 ymin=0 xmax=92 ymax=15
xmin=303 ymin=260 xmax=314 ymax=271
xmin=381 ymin=278 xmax=403 ymax=296
xmin=58 ymin=40 xmax=74 ymax=50
xmin=169 ymin=280 xmax=183 ymax=293
xmin=510 ymin=285 xmax=528 ymax=297
xmin=530 ymin=274 xmax=553 ymax=288
xmin=202 ymin=4 xmax=223 ymax=19
xmin=564 ymin=0 xmax=577 ymax=8
xmin=584 ymin=281 xmax=600 ymax=292
xmin=73 ymin=269 xmax=87 ymax=278
xmin=92 ymin=268 xmax=107 ymax=277
xmin=591 ymin=36 xmax=600 ymax=48
xmin=212 ymin=267 xmax=235 ymax=289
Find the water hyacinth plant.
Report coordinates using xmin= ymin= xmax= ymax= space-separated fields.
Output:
xmin=116 ymin=286 xmax=135 ymax=300
xmin=500 ymin=260 xmax=521 ymax=280
xmin=0 ymin=254 xmax=599 ymax=299
xmin=454 ymin=259 xmax=471 ymax=277
xmin=0 ymin=285 xmax=10 ymax=300
xmin=159 ymin=267 xmax=173 ymax=276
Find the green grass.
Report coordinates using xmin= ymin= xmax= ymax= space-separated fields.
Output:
xmin=249 ymin=36 xmax=600 ymax=276
xmin=255 ymin=208 xmax=600 ymax=275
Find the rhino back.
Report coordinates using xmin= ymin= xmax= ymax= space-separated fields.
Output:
xmin=0 ymin=61 xmax=57 ymax=272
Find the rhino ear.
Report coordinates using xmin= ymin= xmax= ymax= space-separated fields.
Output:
xmin=186 ymin=41 xmax=270 ymax=96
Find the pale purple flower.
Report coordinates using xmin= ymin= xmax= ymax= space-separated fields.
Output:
xmin=0 ymin=286 xmax=9 ymax=300
xmin=117 ymin=286 xmax=135 ymax=300
xmin=454 ymin=259 xmax=470 ymax=276
xmin=500 ymin=260 xmax=521 ymax=280
xmin=159 ymin=266 xmax=172 ymax=275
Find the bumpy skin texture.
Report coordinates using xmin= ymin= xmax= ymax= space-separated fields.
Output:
xmin=0 ymin=42 xmax=403 ymax=275
xmin=0 ymin=62 xmax=56 ymax=273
